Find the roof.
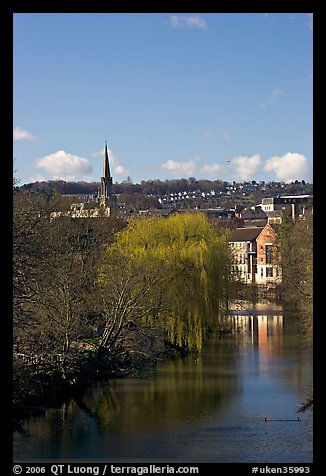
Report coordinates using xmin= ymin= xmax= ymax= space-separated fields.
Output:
xmin=265 ymin=210 xmax=283 ymax=216
xmin=229 ymin=226 xmax=263 ymax=243
xmin=103 ymin=142 xmax=111 ymax=178
xmin=279 ymin=194 xmax=312 ymax=199
xmin=243 ymin=219 xmax=267 ymax=228
xmin=241 ymin=208 xmax=267 ymax=219
xmin=155 ymin=208 xmax=178 ymax=216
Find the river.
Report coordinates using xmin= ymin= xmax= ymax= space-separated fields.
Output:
xmin=13 ymin=300 xmax=313 ymax=463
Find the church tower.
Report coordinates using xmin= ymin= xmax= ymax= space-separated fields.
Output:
xmin=99 ymin=141 xmax=117 ymax=216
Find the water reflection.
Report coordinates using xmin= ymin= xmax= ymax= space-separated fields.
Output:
xmin=229 ymin=303 xmax=312 ymax=399
xmin=80 ymin=344 xmax=240 ymax=435
xmin=13 ymin=302 xmax=313 ymax=463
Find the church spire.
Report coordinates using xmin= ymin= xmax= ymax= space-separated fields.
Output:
xmin=103 ymin=140 xmax=111 ymax=179
xmin=100 ymin=141 xmax=113 ymax=200
xmin=98 ymin=140 xmax=118 ymax=217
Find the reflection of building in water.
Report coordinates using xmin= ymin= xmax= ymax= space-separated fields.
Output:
xmin=231 ymin=312 xmax=284 ymax=375
xmin=256 ymin=315 xmax=283 ymax=366
xmin=232 ymin=312 xmax=283 ymax=360
xmin=230 ymin=309 xmax=312 ymax=397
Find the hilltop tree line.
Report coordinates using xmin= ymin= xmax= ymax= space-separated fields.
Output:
xmin=18 ymin=177 xmax=313 ymax=198
xmin=16 ymin=178 xmax=313 ymax=219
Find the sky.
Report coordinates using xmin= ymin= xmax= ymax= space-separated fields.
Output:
xmin=13 ymin=13 xmax=313 ymax=185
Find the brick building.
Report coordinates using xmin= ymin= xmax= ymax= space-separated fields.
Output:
xmin=255 ymin=223 xmax=281 ymax=285
xmin=229 ymin=223 xmax=281 ymax=286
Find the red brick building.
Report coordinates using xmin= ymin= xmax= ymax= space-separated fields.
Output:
xmin=229 ymin=223 xmax=281 ymax=286
xmin=255 ymin=223 xmax=281 ymax=285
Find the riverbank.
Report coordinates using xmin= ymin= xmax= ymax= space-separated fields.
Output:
xmin=14 ymin=304 xmax=313 ymax=463
xmin=14 ymin=293 xmax=311 ymax=431
xmin=13 ymin=311 xmax=237 ymax=430
xmin=13 ymin=326 xmax=186 ymax=430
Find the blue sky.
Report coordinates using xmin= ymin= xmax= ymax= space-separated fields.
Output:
xmin=13 ymin=13 xmax=313 ymax=185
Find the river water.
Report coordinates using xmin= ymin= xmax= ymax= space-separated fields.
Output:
xmin=13 ymin=301 xmax=313 ymax=463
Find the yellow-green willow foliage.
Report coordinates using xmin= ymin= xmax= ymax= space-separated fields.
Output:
xmin=99 ymin=213 xmax=229 ymax=351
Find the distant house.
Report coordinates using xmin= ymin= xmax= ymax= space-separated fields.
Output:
xmin=265 ymin=210 xmax=287 ymax=225
xmin=240 ymin=207 xmax=267 ymax=227
xmin=201 ymin=208 xmax=235 ymax=220
xmin=153 ymin=208 xmax=179 ymax=217
xmin=229 ymin=223 xmax=281 ymax=286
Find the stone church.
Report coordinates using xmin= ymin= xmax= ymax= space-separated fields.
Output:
xmin=51 ymin=142 xmax=118 ymax=219
xmin=98 ymin=141 xmax=118 ymax=216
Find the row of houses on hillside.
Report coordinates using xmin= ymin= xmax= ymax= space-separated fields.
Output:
xmin=136 ymin=194 xmax=312 ymax=224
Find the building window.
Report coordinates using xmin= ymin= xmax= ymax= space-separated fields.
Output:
xmin=265 ymin=245 xmax=273 ymax=264
xmin=266 ymin=267 xmax=273 ymax=277
xmin=261 ymin=268 xmax=264 ymax=277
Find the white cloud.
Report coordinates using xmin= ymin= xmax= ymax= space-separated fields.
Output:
xmin=13 ymin=127 xmax=38 ymax=141
xmin=35 ymin=150 xmax=92 ymax=181
xmin=91 ymin=149 xmax=105 ymax=158
xmin=159 ymin=152 xmax=312 ymax=182
xmin=169 ymin=15 xmax=207 ymax=29
xmin=114 ymin=165 xmax=128 ymax=175
xmin=264 ymin=152 xmax=311 ymax=182
xmin=161 ymin=157 xmax=199 ymax=177
xmin=92 ymin=147 xmax=128 ymax=176
xmin=161 ymin=154 xmax=261 ymax=180
xmin=200 ymin=164 xmax=222 ymax=175
xmin=231 ymin=154 xmax=261 ymax=180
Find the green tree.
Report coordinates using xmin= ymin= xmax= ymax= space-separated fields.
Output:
xmin=99 ymin=213 xmax=230 ymax=352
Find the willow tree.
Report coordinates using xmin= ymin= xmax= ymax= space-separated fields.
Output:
xmin=98 ymin=213 xmax=230 ymax=353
